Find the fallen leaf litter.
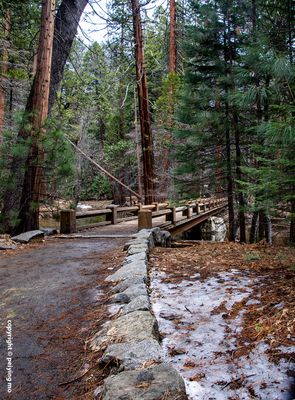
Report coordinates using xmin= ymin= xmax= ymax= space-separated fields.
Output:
xmin=150 ymin=242 xmax=295 ymax=400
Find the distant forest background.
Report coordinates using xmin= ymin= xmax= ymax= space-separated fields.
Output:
xmin=0 ymin=0 xmax=294 ymax=242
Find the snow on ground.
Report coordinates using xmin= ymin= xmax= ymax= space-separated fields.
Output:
xmin=77 ymin=203 xmax=93 ymax=210
xmin=151 ymin=269 xmax=294 ymax=400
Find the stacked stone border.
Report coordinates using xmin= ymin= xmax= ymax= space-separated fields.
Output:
xmin=90 ymin=227 xmax=188 ymax=400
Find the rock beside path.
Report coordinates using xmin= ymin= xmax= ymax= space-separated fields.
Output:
xmin=101 ymin=363 xmax=187 ymax=400
xmin=0 ymin=235 xmax=17 ymax=250
xmin=0 ymin=243 xmax=17 ymax=250
xmin=90 ymin=311 xmax=159 ymax=352
xmin=11 ymin=230 xmax=45 ymax=243
xmin=40 ymin=228 xmax=58 ymax=236
xmin=101 ymin=339 xmax=162 ymax=370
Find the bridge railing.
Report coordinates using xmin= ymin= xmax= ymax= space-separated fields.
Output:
xmin=59 ymin=198 xmax=227 ymax=234
xmin=59 ymin=203 xmax=169 ymax=233
xmin=149 ymin=197 xmax=227 ymax=228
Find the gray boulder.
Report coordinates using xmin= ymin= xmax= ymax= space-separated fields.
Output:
xmin=123 ymin=284 xmax=147 ymax=300
xmin=102 ymin=339 xmax=162 ymax=370
xmin=106 ymin=260 xmax=147 ymax=282
xmin=110 ymin=293 xmax=130 ymax=304
xmin=111 ymin=277 xmax=146 ymax=294
xmin=123 ymin=252 xmax=147 ymax=265
xmin=101 ymin=363 xmax=187 ymax=400
xmin=127 ymin=244 xmax=149 ymax=256
xmin=39 ymin=228 xmax=58 ymax=236
xmin=152 ymin=228 xmax=171 ymax=247
xmin=123 ymin=239 xmax=149 ymax=251
xmin=122 ymin=295 xmax=150 ymax=315
xmin=0 ymin=244 xmax=17 ymax=250
xmin=11 ymin=230 xmax=45 ymax=243
xmin=90 ymin=311 xmax=159 ymax=351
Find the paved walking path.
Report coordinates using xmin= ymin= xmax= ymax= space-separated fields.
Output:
xmin=0 ymin=223 xmax=137 ymax=399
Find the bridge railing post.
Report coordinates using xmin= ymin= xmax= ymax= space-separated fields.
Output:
xmin=186 ymin=205 xmax=192 ymax=219
xmin=152 ymin=202 xmax=159 ymax=211
xmin=60 ymin=209 xmax=76 ymax=234
xmin=106 ymin=205 xmax=118 ymax=224
xmin=166 ymin=207 xmax=177 ymax=224
xmin=138 ymin=209 xmax=152 ymax=230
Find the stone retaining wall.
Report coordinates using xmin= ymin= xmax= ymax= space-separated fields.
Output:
xmin=90 ymin=228 xmax=188 ymax=400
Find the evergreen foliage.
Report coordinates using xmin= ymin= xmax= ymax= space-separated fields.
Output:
xmin=0 ymin=0 xmax=293 ymax=241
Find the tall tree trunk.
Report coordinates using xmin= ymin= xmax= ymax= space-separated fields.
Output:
xmin=290 ymin=198 xmax=295 ymax=243
xmin=130 ymin=0 xmax=155 ymax=204
xmin=0 ymin=9 xmax=10 ymax=139
xmin=250 ymin=210 xmax=258 ymax=243
xmin=225 ymin=119 xmax=235 ymax=241
xmin=48 ymin=0 xmax=88 ymax=112
xmin=265 ymin=214 xmax=272 ymax=244
xmin=223 ymin=12 xmax=235 ymax=241
xmin=233 ymin=112 xmax=246 ymax=242
xmin=1 ymin=0 xmax=87 ymax=233
xmin=15 ymin=0 xmax=55 ymax=233
xmin=169 ymin=0 xmax=177 ymax=73
xmin=287 ymin=0 xmax=293 ymax=64
xmin=229 ymin=24 xmax=246 ymax=242
xmin=134 ymin=87 xmax=143 ymax=200
xmin=258 ymin=210 xmax=265 ymax=241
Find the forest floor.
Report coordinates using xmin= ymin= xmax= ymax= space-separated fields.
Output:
xmin=150 ymin=241 xmax=295 ymax=400
xmin=1 ymin=226 xmax=294 ymax=399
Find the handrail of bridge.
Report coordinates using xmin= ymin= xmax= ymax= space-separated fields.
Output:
xmin=150 ymin=197 xmax=228 ymax=228
xmin=59 ymin=202 xmax=169 ymax=233
xmin=59 ymin=197 xmax=227 ymax=234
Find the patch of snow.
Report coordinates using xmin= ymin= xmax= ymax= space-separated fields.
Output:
xmin=245 ymin=298 xmax=261 ymax=306
xmin=77 ymin=203 xmax=92 ymax=210
xmin=151 ymin=269 xmax=294 ymax=400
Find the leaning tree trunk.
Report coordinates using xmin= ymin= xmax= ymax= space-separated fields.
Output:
xmin=130 ymin=0 xmax=155 ymax=205
xmin=48 ymin=0 xmax=88 ymax=112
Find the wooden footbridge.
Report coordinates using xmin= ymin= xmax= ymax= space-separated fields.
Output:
xmin=60 ymin=197 xmax=228 ymax=237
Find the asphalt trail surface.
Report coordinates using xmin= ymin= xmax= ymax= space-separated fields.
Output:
xmin=0 ymin=232 xmax=129 ymax=399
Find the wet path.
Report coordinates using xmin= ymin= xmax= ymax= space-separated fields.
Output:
xmin=0 ymin=224 xmax=136 ymax=399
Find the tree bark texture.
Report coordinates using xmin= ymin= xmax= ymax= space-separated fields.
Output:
xmin=130 ymin=0 xmax=155 ymax=204
xmin=15 ymin=0 xmax=55 ymax=233
xmin=0 ymin=9 xmax=11 ymax=139
xmin=290 ymin=198 xmax=295 ymax=243
xmin=258 ymin=210 xmax=265 ymax=241
xmin=225 ymin=121 xmax=235 ymax=241
xmin=223 ymin=14 xmax=235 ymax=241
xmin=48 ymin=0 xmax=88 ymax=112
xmin=249 ymin=210 xmax=258 ymax=243
xmin=169 ymin=0 xmax=177 ymax=73
xmin=233 ymin=112 xmax=246 ymax=242
xmin=134 ymin=87 xmax=143 ymax=199
xmin=1 ymin=0 xmax=86 ymax=233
